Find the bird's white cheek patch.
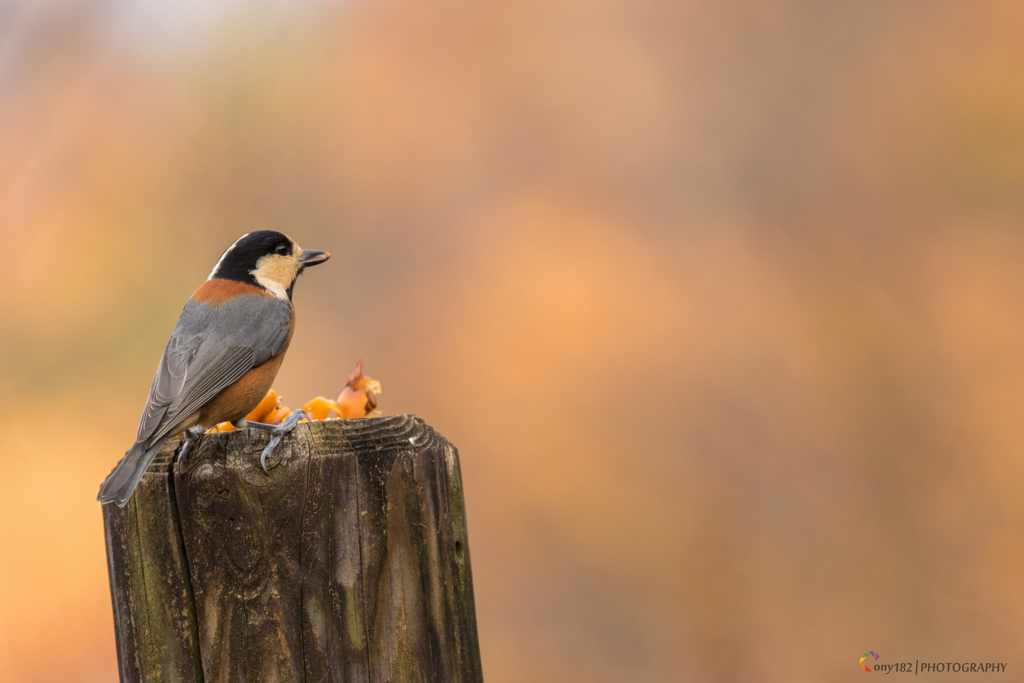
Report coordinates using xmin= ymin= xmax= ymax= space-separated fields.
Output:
xmin=253 ymin=273 xmax=289 ymax=300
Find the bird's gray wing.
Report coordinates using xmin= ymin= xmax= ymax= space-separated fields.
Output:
xmin=96 ymin=341 xmax=254 ymax=508
xmin=137 ymin=294 xmax=292 ymax=446
xmin=99 ymin=293 xmax=291 ymax=507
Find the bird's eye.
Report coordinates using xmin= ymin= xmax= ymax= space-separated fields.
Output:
xmin=276 ymin=244 xmax=290 ymax=256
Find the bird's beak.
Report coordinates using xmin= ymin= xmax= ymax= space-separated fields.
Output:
xmin=298 ymin=249 xmax=330 ymax=267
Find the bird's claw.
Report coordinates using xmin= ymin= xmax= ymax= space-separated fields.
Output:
xmin=176 ymin=426 xmax=205 ymax=466
xmin=256 ymin=409 xmax=311 ymax=474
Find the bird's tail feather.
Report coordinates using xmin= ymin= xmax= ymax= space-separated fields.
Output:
xmin=97 ymin=439 xmax=168 ymax=508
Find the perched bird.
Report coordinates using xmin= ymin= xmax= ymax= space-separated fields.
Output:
xmin=97 ymin=231 xmax=330 ymax=507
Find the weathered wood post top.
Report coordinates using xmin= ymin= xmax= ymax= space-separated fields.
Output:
xmin=103 ymin=414 xmax=483 ymax=683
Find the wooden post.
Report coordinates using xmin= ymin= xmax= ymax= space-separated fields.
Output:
xmin=103 ymin=415 xmax=484 ymax=683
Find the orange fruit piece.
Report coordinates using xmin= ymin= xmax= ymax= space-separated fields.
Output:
xmin=346 ymin=360 xmax=382 ymax=395
xmin=336 ymin=360 xmax=382 ymax=418
xmin=247 ymin=390 xmax=280 ymax=422
xmin=201 ymin=363 xmax=382 ymax=435
xmin=336 ymin=387 xmax=368 ymax=419
xmin=263 ymin=406 xmax=293 ymax=425
xmin=302 ymin=396 xmax=337 ymax=421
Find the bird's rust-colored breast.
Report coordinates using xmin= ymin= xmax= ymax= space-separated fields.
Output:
xmin=197 ymin=351 xmax=287 ymax=426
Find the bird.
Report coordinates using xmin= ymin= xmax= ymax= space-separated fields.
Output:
xmin=97 ymin=231 xmax=330 ymax=507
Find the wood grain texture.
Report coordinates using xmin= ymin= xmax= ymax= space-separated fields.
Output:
xmin=103 ymin=416 xmax=483 ymax=683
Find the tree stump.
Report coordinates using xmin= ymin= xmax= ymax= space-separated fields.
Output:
xmin=102 ymin=415 xmax=483 ymax=683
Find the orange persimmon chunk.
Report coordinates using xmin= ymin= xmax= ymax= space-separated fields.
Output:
xmin=337 ymin=360 xmax=382 ymax=418
xmin=302 ymin=396 xmax=337 ymax=421
xmin=204 ymin=363 xmax=381 ymax=434
xmin=247 ymin=390 xmax=280 ymax=422
xmin=263 ymin=406 xmax=293 ymax=425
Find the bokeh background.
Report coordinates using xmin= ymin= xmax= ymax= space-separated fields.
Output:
xmin=2 ymin=0 xmax=1024 ymax=681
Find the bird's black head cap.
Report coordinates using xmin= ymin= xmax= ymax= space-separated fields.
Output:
xmin=208 ymin=231 xmax=330 ymax=300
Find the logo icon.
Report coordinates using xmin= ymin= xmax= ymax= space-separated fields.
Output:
xmin=860 ymin=652 xmax=879 ymax=672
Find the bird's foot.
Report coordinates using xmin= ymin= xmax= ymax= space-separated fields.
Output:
xmin=176 ymin=426 xmax=206 ymax=465
xmin=246 ymin=409 xmax=311 ymax=473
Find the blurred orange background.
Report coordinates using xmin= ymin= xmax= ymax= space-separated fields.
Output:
xmin=3 ymin=1 xmax=1024 ymax=681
